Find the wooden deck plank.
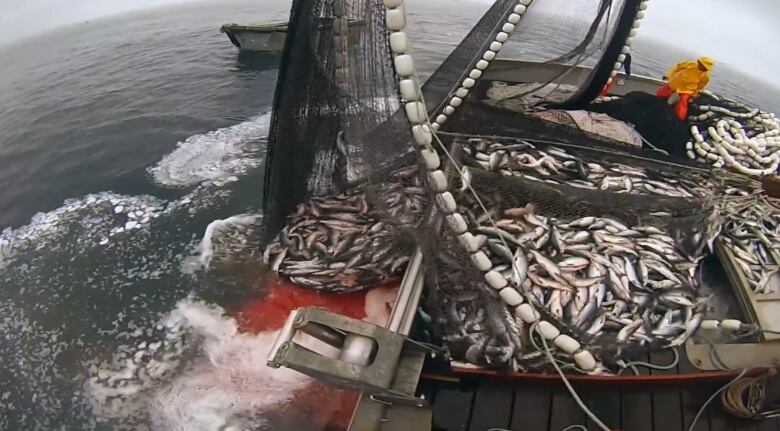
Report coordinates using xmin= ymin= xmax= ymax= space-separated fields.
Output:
xmin=431 ymin=383 xmax=475 ymax=431
xmin=468 ymin=380 xmax=514 ymax=431
xmin=755 ymin=417 xmax=780 ymax=431
xmin=650 ymin=349 xmax=684 ymax=431
xmin=735 ymin=417 xmax=780 ymax=431
xmin=756 ymin=419 xmax=775 ymax=431
xmin=549 ymin=385 xmax=587 ymax=431
xmin=734 ymin=418 xmax=759 ymax=431
xmin=708 ymin=395 xmax=734 ymax=431
xmin=679 ymin=347 xmax=711 ymax=431
xmin=622 ymin=351 xmax=654 ymax=431
xmin=622 ymin=387 xmax=654 ymax=431
xmin=586 ymin=386 xmax=621 ymax=430
xmin=510 ymin=383 xmax=551 ymax=431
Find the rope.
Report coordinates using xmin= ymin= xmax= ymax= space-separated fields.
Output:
xmin=415 ymin=68 xmax=544 ymax=311
xmin=616 ymin=347 xmax=679 ymax=375
xmin=429 ymin=0 xmax=528 ymax=116
xmin=489 ymin=426 xmax=589 ymax=431
xmin=534 ymin=324 xmax=611 ymax=431
xmin=721 ymin=368 xmax=778 ymax=419
xmin=688 ymin=368 xmax=749 ymax=431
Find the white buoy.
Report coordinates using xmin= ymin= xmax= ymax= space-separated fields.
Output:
xmin=573 ymin=350 xmax=596 ymax=371
xmin=389 ymin=32 xmax=408 ymax=54
xmin=700 ymin=320 xmax=720 ymax=330
xmin=515 ymin=304 xmax=540 ymax=323
xmin=469 ymin=69 xmax=483 ymax=79
xmin=483 ymin=50 xmax=496 ymax=61
xmin=435 ymin=114 xmax=448 ymax=124
xmin=420 ymin=148 xmax=440 ymax=169
xmin=404 ymin=101 xmax=426 ymax=123
xmin=475 ymin=60 xmax=489 ymax=70
xmin=496 ymin=32 xmax=509 ymax=43
xmin=386 ymin=8 xmax=406 ymax=31
xmin=399 ymin=79 xmax=419 ymax=101
xmin=485 ymin=271 xmax=508 ymax=290
xmin=490 ymin=41 xmax=503 ymax=52
xmin=450 ymin=97 xmax=463 ymax=107
xmin=499 ymin=287 xmax=524 ymax=306
xmin=470 ymin=251 xmax=492 ymax=271
xmin=457 ymin=232 xmax=477 ymax=252
xmin=436 ymin=192 xmax=457 ymax=213
xmin=446 ymin=214 xmax=468 ymax=234
xmin=411 ymin=124 xmax=432 ymax=146
xmin=721 ymin=319 xmax=743 ymax=332
xmin=553 ymin=334 xmax=580 ymax=354
xmin=428 ymin=170 xmax=448 ymax=192
xmin=394 ymin=55 xmax=414 ymax=77
xmin=502 ymin=23 xmax=516 ymax=33
xmin=443 ymin=106 xmax=455 ymax=115
xmin=462 ymin=78 xmax=476 ymax=88
xmin=456 ymin=88 xmax=469 ymax=98
xmin=514 ymin=4 xmax=528 ymax=13
xmin=507 ymin=13 xmax=521 ymax=24
xmin=536 ymin=321 xmax=560 ymax=340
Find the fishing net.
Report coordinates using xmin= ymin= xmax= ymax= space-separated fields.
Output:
xmin=260 ymin=0 xmax=768 ymax=374
xmin=686 ymin=91 xmax=780 ymax=176
xmin=262 ymin=0 xmax=413 ymax=241
xmin=485 ymin=0 xmax=626 ymax=108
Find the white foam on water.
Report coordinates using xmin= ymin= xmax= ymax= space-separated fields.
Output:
xmin=86 ymin=299 xmax=312 ymax=430
xmin=148 ymin=113 xmax=270 ymax=188
xmin=0 ymin=192 xmax=166 ymax=269
xmin=186 ymin=213 xmax=263 ymax=272
xmin=84 ymin=285 xmax=400 ymax=430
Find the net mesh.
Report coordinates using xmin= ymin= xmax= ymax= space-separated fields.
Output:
xmin=262 ymin=0 xmax=412 ymax=241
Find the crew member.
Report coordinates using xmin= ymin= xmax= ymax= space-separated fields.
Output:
xmin=656 ymin=56 xmax=714 ymax=120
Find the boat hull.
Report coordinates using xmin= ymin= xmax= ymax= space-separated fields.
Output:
xmin=220 ymin=23 xmax=288 ymax=52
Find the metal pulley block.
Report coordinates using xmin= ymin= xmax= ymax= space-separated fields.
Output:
xmin=267 ymin=306 xmax=434 ymax=401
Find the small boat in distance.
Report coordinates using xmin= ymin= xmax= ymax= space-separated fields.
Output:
xmin=220 ymin=22 xmax=288 ymax=52
xmin=220 ymin=20 xmax=365 ymax=53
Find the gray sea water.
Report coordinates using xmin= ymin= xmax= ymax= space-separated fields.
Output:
xmin=0 ymin=0 xmax=778 ymax=429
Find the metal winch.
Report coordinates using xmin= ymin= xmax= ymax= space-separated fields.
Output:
xmin=267 ymin=252 xmax=435 ymax=431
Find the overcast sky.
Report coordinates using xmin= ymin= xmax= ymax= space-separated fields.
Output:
xmin=1 ymin=0 xmax=778 ymax=83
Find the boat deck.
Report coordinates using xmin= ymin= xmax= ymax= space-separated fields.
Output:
xmin=419 ymin=351 xmax=779 ymax=431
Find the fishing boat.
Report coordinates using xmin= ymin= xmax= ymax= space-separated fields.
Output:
xmin=220 ymin=19 xmax=365 ymax=52
xmin=255 ymin=0 xmax=780 ymax=429
xmin=220 ymin=22 xmax=289 ymax=52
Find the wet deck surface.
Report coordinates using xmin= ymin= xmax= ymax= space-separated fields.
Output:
xmin=419 ymin=352 xmax=780 ymax=431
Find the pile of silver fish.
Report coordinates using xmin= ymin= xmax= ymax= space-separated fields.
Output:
xmin=262 ymin=166 xmax=423 ymax=292
xmin=712 ymin=190 xmax=780 ymax=294
xmin=258 ymin=134 xmax=779 ymax=371
xmin=450 ymin=189 xmax=703 ymax=369
xmin=462 ymin=137 xmax=712 ymax=198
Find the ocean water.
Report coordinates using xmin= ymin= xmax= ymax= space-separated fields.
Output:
xmin=1 ymin=0 xmax=779 ymax=429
